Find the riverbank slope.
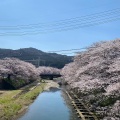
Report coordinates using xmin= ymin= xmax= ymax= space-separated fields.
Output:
xmin=0 ymin=80 xmax=59 ymax=120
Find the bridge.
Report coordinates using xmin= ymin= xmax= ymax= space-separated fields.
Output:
xmin=40 ymin=74 xmax=62 ymax=80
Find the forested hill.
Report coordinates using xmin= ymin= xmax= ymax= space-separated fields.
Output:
xmin=0 ymin=48 xmax=73 ymax=68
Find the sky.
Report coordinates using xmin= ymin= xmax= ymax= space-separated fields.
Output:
xmin=0 ymin=0 xmax=120 ymax=55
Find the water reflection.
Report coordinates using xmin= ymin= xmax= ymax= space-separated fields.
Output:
xmin=18 ymin=88 xmax=71 ymax=120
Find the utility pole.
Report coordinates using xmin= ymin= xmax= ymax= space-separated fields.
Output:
xmin=43 ymin=60 xmax=46 ymax=66
xmin=37 ymin=57 xmax=40 ymax=67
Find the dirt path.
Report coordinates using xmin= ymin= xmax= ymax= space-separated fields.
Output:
xmin=44 ymin=80 xmax=59 ymax=91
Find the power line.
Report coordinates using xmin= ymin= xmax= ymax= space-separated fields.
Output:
xmin=47 ymin=47 xmax=91 ymax=56
xmin=58 ymin=52 xmax=82 ymax=55
xmin=0 ymin=16 xmax=120 ymax=36
xmin=1 ymin=11 xmax=119 ymax=31
xmin=1 ymin=11 xmax=120 ymax=31
xmin=0 ymin=8 xmax=120 ymax=29
xmin=0 ymin=8 xmax=120 ymax=36
xmin=48 ymin=48 xmax=87 ymax=53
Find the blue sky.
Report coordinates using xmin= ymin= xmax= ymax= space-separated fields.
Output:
xmin=0 ymin=0 xmax=120 ymax=55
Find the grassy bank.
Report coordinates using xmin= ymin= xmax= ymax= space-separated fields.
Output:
xmin=0 ymin=82 xmax=45 ymax=120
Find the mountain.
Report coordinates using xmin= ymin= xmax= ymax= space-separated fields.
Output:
xmin=0 ymin=47 xmax=73 ymax=68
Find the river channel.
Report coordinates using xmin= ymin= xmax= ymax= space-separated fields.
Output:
xmin=18 ymin=88 xmax=79 ymax=120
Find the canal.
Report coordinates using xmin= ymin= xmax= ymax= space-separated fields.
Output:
xmin=18 ymin=88 xmax=79 ymax=120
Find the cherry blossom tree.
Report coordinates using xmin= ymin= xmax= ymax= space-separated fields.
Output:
xmin=61 ymin=39 xmax=120 ymax=119
xmin=37 ymin=66 xmax=60 ymax=75
xmin=0 ymin=58 xmax=39 ymax=88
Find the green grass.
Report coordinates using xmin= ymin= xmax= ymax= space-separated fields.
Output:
xmin=0 ymin=83 xmax=45 ymax=120
xmin=3 ymin=102 xmax=22 ymax=119
xmin=20 ymin=84 xmax=45 ymax=101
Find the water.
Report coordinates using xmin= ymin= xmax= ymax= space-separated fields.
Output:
xmin=18 ymin=88 xmax=76 ymax=120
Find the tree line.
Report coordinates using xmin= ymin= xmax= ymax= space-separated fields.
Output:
xmin=0 ymin=58 xmax=60 ymax=89
xmin=61 ymin=39 xmax=120 ymax=120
